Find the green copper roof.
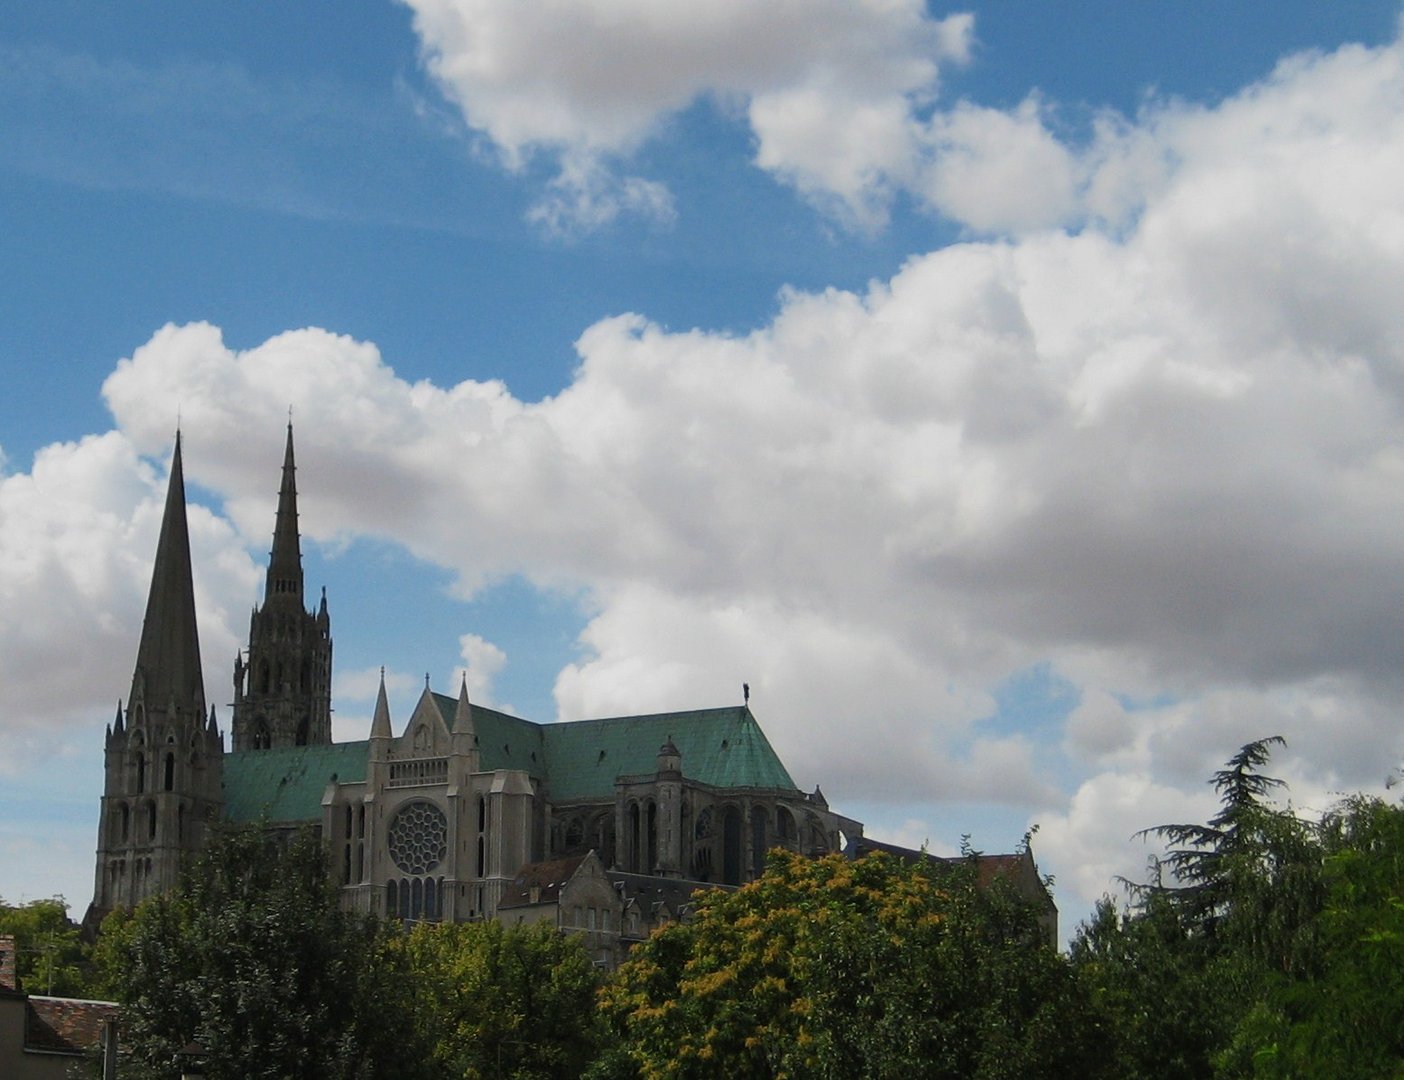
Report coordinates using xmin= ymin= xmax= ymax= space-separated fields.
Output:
xmin=223 ymin=742 xmax=368 ymax=824
xmin=429 ymin=695 xmax=548 ymax=781
xmin=221 ymin=704 xmax=798 ymax=824
xmin=539 ymin=706 xmax=798 ymax=801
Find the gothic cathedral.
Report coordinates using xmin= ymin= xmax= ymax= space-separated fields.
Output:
xmin=88 ymin=426 xmax=871 ymax=959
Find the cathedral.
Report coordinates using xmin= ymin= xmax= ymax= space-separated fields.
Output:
xmin=87 ymin=428 xmax=866 ymax=959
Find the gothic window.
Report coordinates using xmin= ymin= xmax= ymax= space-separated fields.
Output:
xmin=628 ymin=802 xmax=641 ymax=873
xmin=254 ymin=724 xmax=271 ymax=750
xmin=565 ymin=816 xmax=585 ymax=851
xmin=776 ymin=807 xmax=796 ymax=848
xmin=751 ymin=806 xmax=768 ymax=879
xmin=386 ymin=879 xmax=398 ymax=915
xmin=478 ymin=796 xmax=487 ymax=833
xmin=722 ymin=805 xmax=742 ymax=886
xmin=258 ymin=659 xmax=270 ymax=695
xmin=476 ymin=835 xmax=485 ymax=877
xmin=164 ymin=752 xmax=175 ymax=792
xmin=344 ymin=805 xmax=353 ymax=840
xmin=343 ymin=844 xmax=352 ymax=885
xmin=136 ymin=753 xmax=146 ymax=794
xmin=694 ymin=807 xmax=713 ymax=840
xmin=178 ymin=804 xmax=186 ymax=844
xmin=357 ymin=804 xmax=366 ymax=839
xmin=120 ymin=804 xmax=130 ymax=842
xmin=387 ymin=800 xmax=448 ymax=875
xmin=147 ymin=801 xmax=157 ymax=840
xmin=296 ymin=715 xmax=309 ymax=747
xmin=646 ymin=801 xmax=658 ymax=871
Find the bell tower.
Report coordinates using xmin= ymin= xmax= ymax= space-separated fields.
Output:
xmin=89 ymin=433 xmax=223 ymax=926
xmin=232 ymin=423 xmax=333 ymax=750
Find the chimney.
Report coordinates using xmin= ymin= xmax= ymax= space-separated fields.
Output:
xmin=0 ymin=934 xmax=18 ymax=994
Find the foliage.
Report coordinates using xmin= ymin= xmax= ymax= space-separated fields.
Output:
xmin=397 ymin=918 xmax=602 ymax=1079
xmin=1244 ymin=795 xmax=1404 ymax=1078
xmin=0 ymin=895 xmax=91 ymax=997
xmin=596 ymin=848 xmax=1108 ymax=1080
xmin=106 ymin=824 xmax=425 ymax=1080
xmin=1073 ymin=737 xmax=1404 ymax=1078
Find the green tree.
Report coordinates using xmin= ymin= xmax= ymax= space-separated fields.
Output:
xmin=106 ymin=823 xmax=424 ymax=1080
xmin=1073 ymin=738 xmax=1404 ymax=1078
xmin=397 ymin=918 xmax=602 ymax=1079
xmin=0 ymin=896 xmax=90 ymax=997
xmin=596 ymin=848 xmax=1107 ymax=1080
xmin=1243 ymin=795 xmax=1404 ymax=1078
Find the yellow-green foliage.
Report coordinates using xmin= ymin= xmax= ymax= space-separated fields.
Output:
xmin=597 ymin=850 xmax=1102 ymax=1080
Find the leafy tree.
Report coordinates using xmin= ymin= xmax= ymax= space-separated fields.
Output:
xmin=596 ymin=848 xmax=1108 ymax=1080
xmin=397 ymin=918 xmax=602 ymax=1079
xmin=1243 ymin=795 xmax=1404 ymax=1078
xmin=105 ymin=823 xmax=424 ymax=1080
xmin=0 ymin=896 xmax=91 ymax=997
xmin=1074 ymin=737 xmax=1404 ymax=1078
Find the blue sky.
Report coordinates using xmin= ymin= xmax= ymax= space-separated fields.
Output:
xmin=3 ymin=2 xmax=1404 ymax=941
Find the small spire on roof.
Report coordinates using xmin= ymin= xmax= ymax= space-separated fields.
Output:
xmin=743 ymin=682 xmax=750 ymax=706
xmin=371 ymin=668 xmax=392 ymax=740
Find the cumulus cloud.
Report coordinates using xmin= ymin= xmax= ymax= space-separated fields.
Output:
xmin=401 ymin=0 xmax=972 ymax=229
xmin=8 ymin=26 xmax=1404 ymax=928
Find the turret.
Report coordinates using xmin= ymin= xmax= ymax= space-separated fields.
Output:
xmin=451 ymin=673 xmax=480 ymax=772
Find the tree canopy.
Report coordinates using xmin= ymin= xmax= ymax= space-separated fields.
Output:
xmin=595 ymin=847 xmax=1107 ymax=1080
xmin=0 ymin=895 xmax=89 ymax=998
xmin=397 ymin=918 xmax=602 ymax=1079
xmin=1071 ymin=737 xmax=1404 ymax=1078
xmin=102 ymin=824 xmax=420 ymax=1080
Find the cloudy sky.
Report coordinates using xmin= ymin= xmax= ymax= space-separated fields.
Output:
xmin=3 ymin=2 xmax=1403 ymax=941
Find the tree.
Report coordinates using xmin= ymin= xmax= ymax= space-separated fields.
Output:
xmin=105 ymin=823 xmax=424 ymax=1080
xmin=1073 ymin=737 xmax=1404 ymax=1078
xmin=0 ymin=896 xmax=90 ymax=998
xmin=1242 ymin=795 xmax=1404 ymax=1078
xmin=596 ymin=848 xmax=1108 ymax=1080
xmin=397 ymin=919 xmax=602 ymax=1079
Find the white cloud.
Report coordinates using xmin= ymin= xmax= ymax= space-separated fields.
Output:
xmin=401 ymin=0 xmax=972 ymax=230
xmin=457 ymin=632 xmax=507 ymax=705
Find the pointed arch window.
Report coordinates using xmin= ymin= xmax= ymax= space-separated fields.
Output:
xmin=136 ymin=753 xmax=146 ymax=794
xmin=164 ymin=752 xmax=175 ymax=792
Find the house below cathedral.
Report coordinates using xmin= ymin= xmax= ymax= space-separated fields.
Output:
xmin=87 ymin=427 xmax=865 ymax=946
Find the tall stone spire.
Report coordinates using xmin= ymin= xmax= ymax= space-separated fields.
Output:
xmin=89 ymin=432 xmax=224 ymax=930
xmin=231 ymin=423 xmax=333 ymax=750
xmin=129 ymin=432 xmax=205 ymax=718
xmin=264 ymin=422 xmax=304 ymax=605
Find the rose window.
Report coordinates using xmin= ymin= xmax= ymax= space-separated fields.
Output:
xmin=387 ymin=800 xmax=448 ymax=875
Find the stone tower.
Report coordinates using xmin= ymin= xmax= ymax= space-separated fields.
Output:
xmin=231 ymin=424 xmax=333 ymax=750
xmin=89 ymin=433 xmax=223 ymax=924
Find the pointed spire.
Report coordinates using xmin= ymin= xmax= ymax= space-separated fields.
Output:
xmin=113 ymin=700 xmax=125 ymax=736
xmin=264 ymin=422 xmax=304 ymax=605
xmin=370 ymin=667 xmax=392 ymax=740
xmin=208 ymin=704 xmax=219 ymax=736
xmin=130 ymin=433 xmax=205 ymax=717
xmin=453 ymin=672 xmax=473 ymax=734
